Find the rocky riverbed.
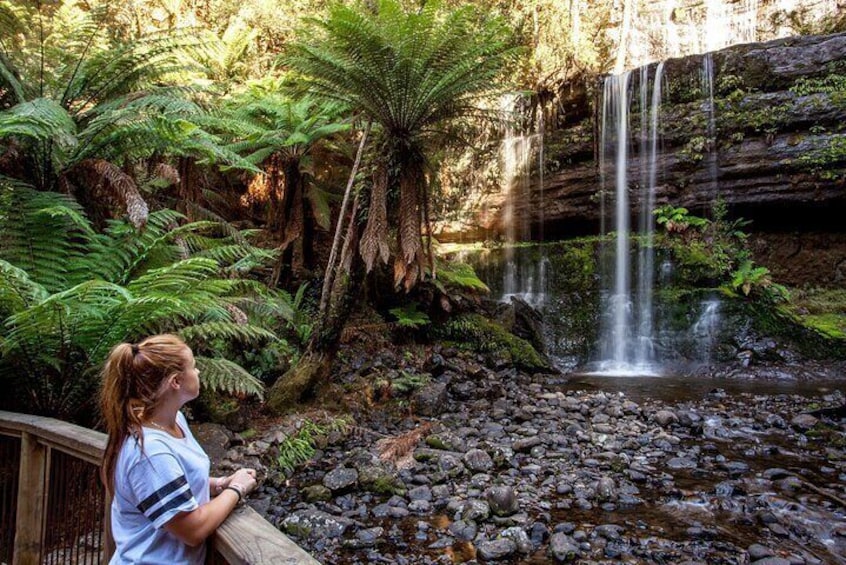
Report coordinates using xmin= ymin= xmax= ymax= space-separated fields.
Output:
xmin=207 ymin=350 xmax=846 ymax=564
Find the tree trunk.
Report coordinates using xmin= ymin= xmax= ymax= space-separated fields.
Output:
xmin=266 ymin=263 xmax=362 ymax=412
xmin=266 ymin=222 xmax=363 ymax=413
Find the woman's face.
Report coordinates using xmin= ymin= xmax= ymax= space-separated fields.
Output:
xmin=178 ymin=347 xmax=201 ymax=402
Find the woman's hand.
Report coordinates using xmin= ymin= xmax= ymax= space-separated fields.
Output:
xmin=228 ymin=468 xmax=258 ymax=496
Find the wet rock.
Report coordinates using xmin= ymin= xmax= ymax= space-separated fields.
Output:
xmin=408 ymin=485 xmax=433 ymax=502
xmin=477 ymin=538 xmax=517 ymax=561
xmin=282 ymin=509 xmax=354 ymax=540
xmin=464 ymin=449 xmax=494 ymax=472
xmin=513 ymin=436 xmax=543 ymax=452
xmin=426 ymin=431 xmax=468 ymax=452
xmin=596 ymin=477 xmax=617 ymax=501
xmin=748 ymin=544 xmax=776 ymax=560
xmin=487 ymin=486 xmax=519 ymax=517
xmin=790 ymin=414 xmax=818 ymax=430
xmin=751 ymin=558 xmax=792 ymax=565
xmin=447 ymin=519 xmax=477 ymax=541
xmin=303 ymin=484 xmax=332 ymax=502
xmin=460 ymin=499 xmax=491 ymax=522
xmin=594 ymin=524 xmax=623 ymax=541
xmin=654 ymin=410 xmax=679 ymax=427
xmin=549 ymin=533 xmax=580 ymax=562
xmin=323 ymin=467 xmax=358 ymax=492
xmin=666 ymin=457 xmax=698 ymax=470
xmin=412 ymin=383 xmax=448 ymax=416
xmin=501 ymin=526 xmax=532 ymax=553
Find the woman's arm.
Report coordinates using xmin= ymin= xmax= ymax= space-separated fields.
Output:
xmin=165 ymin=468 xmax=257 ymax=547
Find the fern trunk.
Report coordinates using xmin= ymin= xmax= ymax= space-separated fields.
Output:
xmin=267 ymin=233 xmax=363 ymax=413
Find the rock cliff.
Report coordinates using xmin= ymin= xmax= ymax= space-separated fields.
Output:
xmin=436 ymin=32 xmax=846 ymax=284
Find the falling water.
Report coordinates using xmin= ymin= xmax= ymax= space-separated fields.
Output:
xmin=594 ymin=63 xmax=665 ymax=375
xmin=691 ymin=299 xmax=721 ymax=363
xmin=702 ymin=53 xmax=719 ymax=199
xmin=500 ymin=94 xmax=547 ymax=307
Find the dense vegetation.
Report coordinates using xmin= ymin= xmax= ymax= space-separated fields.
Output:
xmin=1 ymin=0 xmax=843 ymax=424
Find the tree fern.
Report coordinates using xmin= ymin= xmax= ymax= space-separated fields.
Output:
xmin=285 ymin=0 xmax=517 ymax=290
xmin=0 ymin=188 xmax=293 ymax=421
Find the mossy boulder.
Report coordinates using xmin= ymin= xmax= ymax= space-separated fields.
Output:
xmin=433 ymin=313 xmax=550 ymax=371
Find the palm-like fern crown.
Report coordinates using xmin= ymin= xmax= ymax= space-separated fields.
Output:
xmin=224 ymin=91 xmax=349 ymax=166
xmin=286 ymin=0 xmax=517 ymax=144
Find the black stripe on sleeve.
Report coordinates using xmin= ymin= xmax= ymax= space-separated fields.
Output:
xmin=146 ymin=488 xmax=194 ymax=522
xmin=137 ymin=475 xmax=188 ymax=513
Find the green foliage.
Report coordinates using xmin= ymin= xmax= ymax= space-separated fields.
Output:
xmin=656 ymin=200 xmax=751 ymax=287
xmin=434 ymin=313 xmax=547 ymax=370
xmin=374 ymin=369 xmax=430 ymax=397
xmin=798 ymin=136 xmax=846 ymax=180
xmin=433 ymin=261 xmax=490 ymax=294
xmin=389 ymin=303 xmax=431 ymax=329
xmin=729 ymin=260 xmax=789 ymax=302
xmin=0 ymin=184 xmax=291 ymax=420
xmin=653 ymin=205 xmax=708 ymax=234
xmin=276 ymin=417 xmax=350 ymax=474
xmin=786 ymin=288 xmax=846 ymax=340
xmin=790 ymin=75 xmax=846 ymax=97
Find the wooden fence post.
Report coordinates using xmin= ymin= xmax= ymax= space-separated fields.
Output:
xmin=12 ymin=432 xmax=47 ymax=565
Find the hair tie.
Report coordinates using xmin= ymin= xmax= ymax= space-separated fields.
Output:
xmin=130 ymin=344 xmax=139 ymax=356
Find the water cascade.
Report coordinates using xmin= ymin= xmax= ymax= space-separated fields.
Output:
xmin=702 ymin=53 xmax=719 ymax=199
xmin=594 ymin=62 xmax=665 ymax=375
xmin=500 ymin=95 xmax=548 ymax=307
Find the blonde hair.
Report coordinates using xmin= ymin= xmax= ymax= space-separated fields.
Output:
xmin=100 ymin=334 xmax=189 ymax=495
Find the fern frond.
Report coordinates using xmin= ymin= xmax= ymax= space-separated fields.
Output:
xmin=178 ymin=321 xmax=277 ymax=344
xmin=195 ymin=356 xmax=264 ymax=398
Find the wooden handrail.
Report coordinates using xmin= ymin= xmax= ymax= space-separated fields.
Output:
xmin=0 ymin=410 xmax=320 ymax=565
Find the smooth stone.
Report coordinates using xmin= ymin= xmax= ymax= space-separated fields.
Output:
xmin=477 ymin=538 xmax=517 ymax=561
xmin=548 ymin=533 xmax=580 ymax=562
xmin=487 ymin=485 xmax=519 ymax=517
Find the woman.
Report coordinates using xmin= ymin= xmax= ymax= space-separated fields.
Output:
xmin=101 ymin=334 xmax=258 ymax=564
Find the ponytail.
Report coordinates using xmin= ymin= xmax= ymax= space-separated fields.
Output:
xmin=100 ymin=334 xmax=188 ymax=496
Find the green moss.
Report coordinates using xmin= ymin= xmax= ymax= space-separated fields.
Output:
xmin=802 ymin=314 xmax=846 ymax=339
xmin=433 ymin=313 xmax=549 ymax=371
xmin=370 ymin=476 xmax=406 ymax=496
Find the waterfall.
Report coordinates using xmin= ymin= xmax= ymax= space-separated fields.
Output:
xmin=702 ymin=53 xmax=719 ymax=199
xmin=500 ymin=94 xmax=547 ymax=307
xmin=691 ymin=299 xmax=722 ymax=363
xmin=594 ymin=63 xmax=665 ymax=376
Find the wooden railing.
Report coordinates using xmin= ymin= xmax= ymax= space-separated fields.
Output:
xmin=0 ymin=411 xmax=320 ymax=565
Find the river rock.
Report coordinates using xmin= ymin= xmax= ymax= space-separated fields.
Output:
xmin=654 ymin=410 xmax=679 ymax=426
xmin=549 ymin=532 xmax=580 ymax=562
xmin=748 ymin=544 xmax=776 ymax=560
xmin=303 ymin=484 xmax=332 ymax=502
xmin=464 ymin=448 xmax=494 ymax=472
xmin=412 ymin=382 xmax=448 ymax=416
xmin=790 ymin=414 xmax=818 ymax=430
xmin=460 ymin=499 xmax=491 ymax=522
xmin=666 ymin=457 xmax=698 ymax=470
xmin=282 ymin=509 xmax=354 ymax=540
xmin=501 ymin=526 xmax=533 ymax=553
xmin=514 ymin=436 xmax=542 ymax=452
xmin=448 ymin=519 xmax=478 ymax=541
xmin=477 ymin=538 xmax=517 ymax=561
xmin=487 ymin=485 xmax=519 ymax=516
xmin=596 ymin=477 xmax=617 ymax=501
xmin=323 ymin=467 xmax=358 ymax=492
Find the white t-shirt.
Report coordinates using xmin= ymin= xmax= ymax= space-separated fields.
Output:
xmin=110 ymin=411 xmax=210 ymax=564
